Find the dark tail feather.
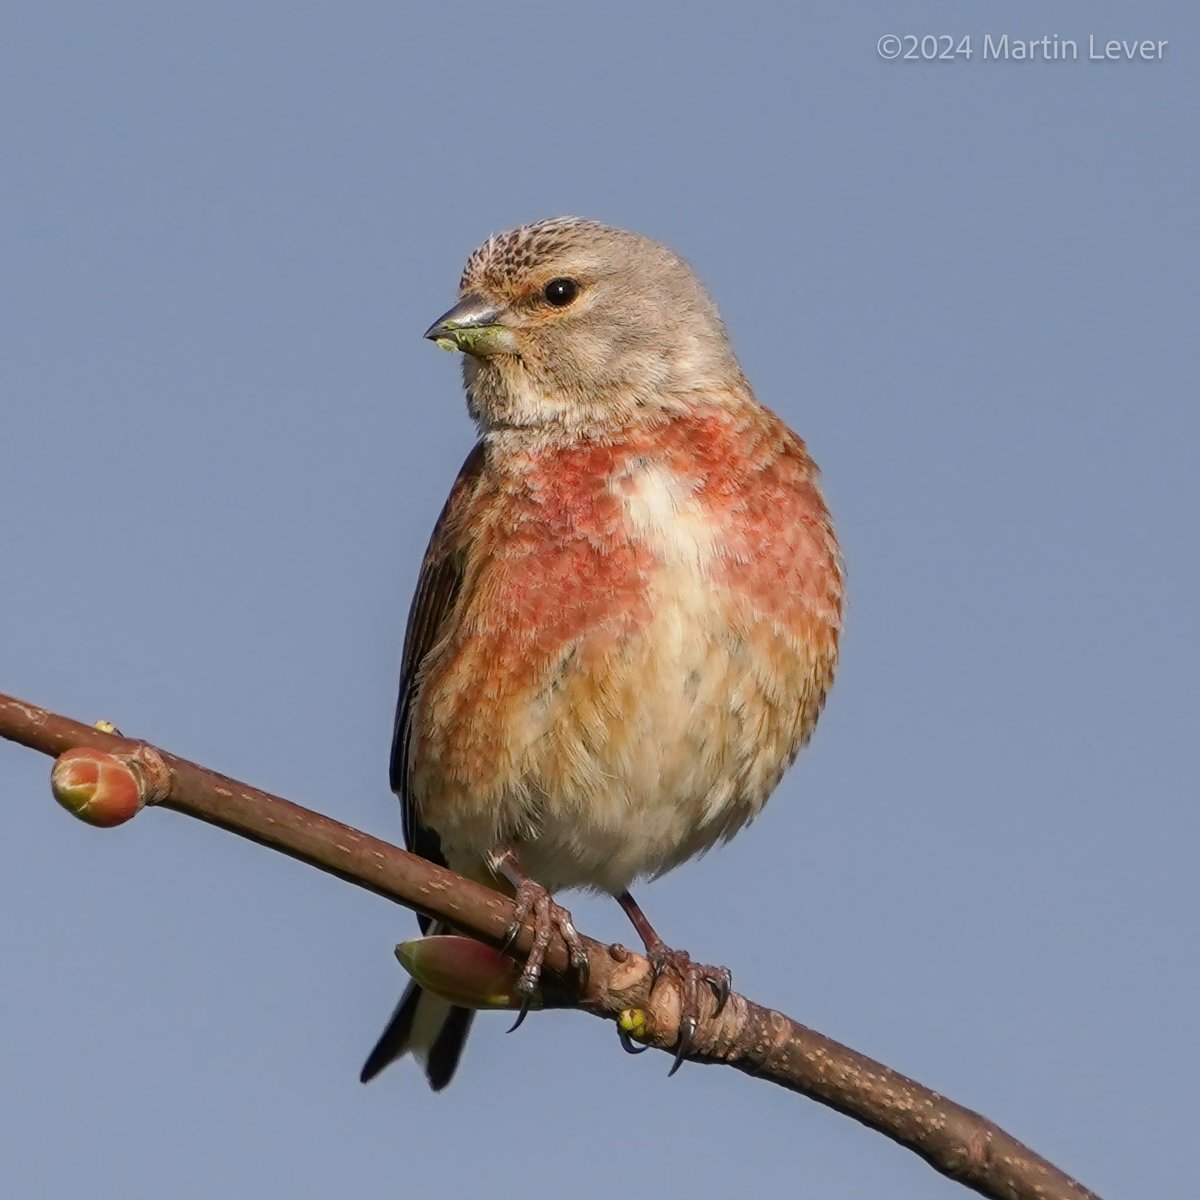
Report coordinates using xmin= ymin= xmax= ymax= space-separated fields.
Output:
xmin=360 ymin=980 xmax=421 ymax=1084
xmin=359 ymin=980 xmax=475 ymax=1090
xmin=425 ymin=1002 xmax=474 ymax=1091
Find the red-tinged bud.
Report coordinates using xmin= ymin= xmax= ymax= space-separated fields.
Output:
xmin=51 ymin=748 xmax=145 ymax=827
xmin=396 ymin=935 xmax=531 ymax=1010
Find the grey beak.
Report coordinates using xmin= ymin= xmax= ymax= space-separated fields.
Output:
xmin=423 ymin=293 xmax=504 ymax=342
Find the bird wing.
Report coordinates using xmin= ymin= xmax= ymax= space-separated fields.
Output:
xmin=390 ymin=440 xmax=487 ymax=931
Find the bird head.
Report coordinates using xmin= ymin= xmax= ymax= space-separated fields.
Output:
xmin=424 ymin=218 xmax=745 ymax=433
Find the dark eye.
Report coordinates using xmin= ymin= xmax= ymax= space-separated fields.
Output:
xmin=543 ymin=277 xmax=579 ymax=307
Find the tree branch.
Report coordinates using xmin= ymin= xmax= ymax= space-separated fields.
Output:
xmin=1 ymin=689 xmax=1100 ymax=1200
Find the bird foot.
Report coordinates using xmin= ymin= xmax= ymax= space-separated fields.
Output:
xmin=645 ymin=942 xmax=732 ymax=1076
xmin=501 ymin=879 xmax=589 ymax=1028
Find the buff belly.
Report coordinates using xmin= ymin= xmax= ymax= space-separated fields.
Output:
xmin=506 ymin=606 xmax=803 ymax=894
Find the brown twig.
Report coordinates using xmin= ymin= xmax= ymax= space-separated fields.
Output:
xmin=1 ymin=689 xmax=1100 ymax=1200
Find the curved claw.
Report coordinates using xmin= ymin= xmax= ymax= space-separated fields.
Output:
xmin=499 ymin=918 xmax=522 ymax=956
xmin=557 ymin=912 xmax=590 ymax=993
xmin=668 ymin=1015 xmax=697 ymax=1077
xmin=707 ymin=966 xmax=733 ymax=1016
xmin=506 ymin=997 xmax=532 ymax=1034
xmin=617 ymin=1026 xmax=650 ymax=1055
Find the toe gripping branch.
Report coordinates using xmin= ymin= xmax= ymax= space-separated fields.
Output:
xmin=645 ymin=947 xmax=733 ymax=1075
xmin=498 ymin=872 xmax=591 ymax=1033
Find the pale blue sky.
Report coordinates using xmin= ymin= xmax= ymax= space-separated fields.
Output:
xmin=2 ymin=3 xmax=1196 ymax=1197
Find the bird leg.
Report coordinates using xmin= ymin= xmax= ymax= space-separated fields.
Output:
xmin=491 ymin=849 xmax=590 ymax=1021
xmin=617 ymin=890 xmax=732 ymax=1076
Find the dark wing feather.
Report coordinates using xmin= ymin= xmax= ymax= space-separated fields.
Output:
xmin=390 ymin=441 xmax=486 ymax=933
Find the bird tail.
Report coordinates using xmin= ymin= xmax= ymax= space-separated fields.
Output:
xmin=360 ymin=972 xmax=475 ymax=1090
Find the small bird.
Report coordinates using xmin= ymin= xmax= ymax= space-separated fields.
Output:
xmin=361 ymin=218 xmax=842 ymax=1089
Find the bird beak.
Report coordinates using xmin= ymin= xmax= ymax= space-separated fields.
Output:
xmin=423 ymin=293 xmax=516 ymax=356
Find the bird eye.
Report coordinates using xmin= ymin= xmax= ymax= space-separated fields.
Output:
xmin=542 ymin=278 xmax=579 ymax=307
